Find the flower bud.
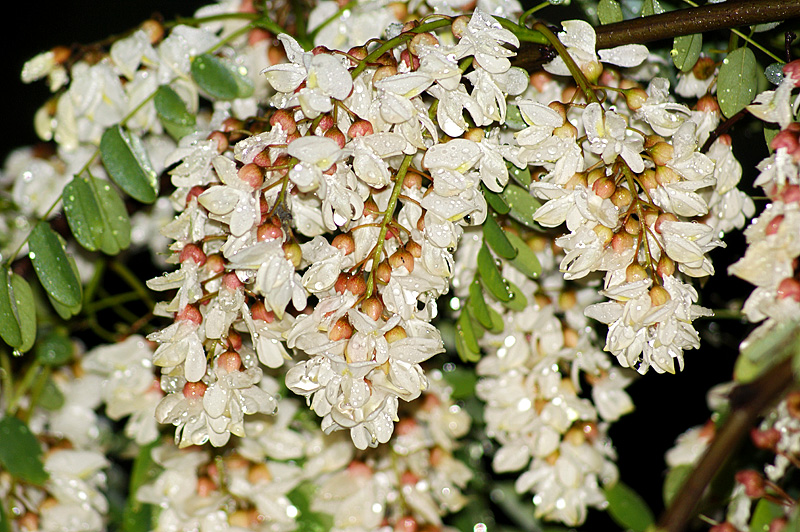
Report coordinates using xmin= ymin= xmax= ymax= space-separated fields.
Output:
xmin=766 ymin=214 xmax=784 ymax=236
xmin=649 ymin=285 xmax=671 ymax=306
xmin=257 ymin=221 xmax=283 ymax=241
xmin=692 ymin=56 xmax=716 ymax=81
xmin=657 ymin=256 xmax=676 ymax=278
xmin=361 ymin=297 xmax=384 ymax=321
xmin=593 ymin=225 xmax=613 ymax=246
xmin=389 ymin=249 xmax=415 ymax=272
xmin=408 ymin=32 xmax=438 ymax=56
xmin=639 ymin=168 xmax=658 ymax=191
xmin=207 ymin=130 xmax=229 ymax=154
xmin=626 ymin=263 xmax=648 ymax=283
xmin=180 ymin=243 xmax=207 ymax=266
xmin=269 ymin=109 xmax=297 ymax=134
xmin=176 ymin=304 xmax=203 ymax=325
xmin=611 ymin=231 xmax=634 ymax=253
xmin=654 ymin=212 xmax=677 ymax=233
xmin=649 ymin=142 xmax=674 ymax=166
xmin=405 ymin=240 xmax=422 ymax=258
xmin=786 ymin=390 xmax=800 ymax=419
xmin=216 ymin=350 xmax=242 ymax=373
xmin=348 ymin=119 xmax=374 ymax=138
xmin=451 ymin=15 xmax=470 ymax=39
xmin=611 ymin=187 xmax=633 ymax=208
xmin=183 ymin=380 xmax=207 ymax=399
xmin=750 ymin=427 xmax=781 ymax=450
xmin=695 ymin=94 xmax=719 ymax=114
xmin=385 ymin=325 xmax=407 ymax=343
xmin=655 ymin=165 xmax=680 ymax=186
xmin=329 ymin=317 xmax=353 ymax=341
xmin=332 ymin=233 xmax=355 ymax=255
xmin=205 ymin=253 xmax=225 ymax=274
xmin=238 ymin=162 xmax=264 ymax=189
xmin=248 ymin=463 xmax=272 ymax=484
xmin=283 ymin=241 xmax=302 ymax=268
xmin=376 ymin=261 xmax=392 ymax=284
xmin=783 ymin=59 xmax=800 ymax=87
xmin=346 ymin=274 xmax=367 ymax=297
xmin=325 ymin=127 xmax=347 ymax=149
xmin=592 ymin=176 xmax=616 ymax=199
xmin=625 ymin=87 xmax=648 ymax=111
xmin=734 ymin=469 xmax=765 ymax=498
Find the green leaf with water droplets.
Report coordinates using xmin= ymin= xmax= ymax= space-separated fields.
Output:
xmin=598 ymin=0 xmax=623 ymax=24
xmin=501 ymin=183 xmax=542 ymax=230
xmin=0 ymin=269 xmax=36 ymax=351
xmin=749 ymin=498 xmax=784 ymax=532
xmin=468 ymin=280 xmax=493 ymax=329
xmin=672 ymin=33 xmax=702 ymax=72
xmin=477 ymin=244 xmax=512 ymax=302
xmin=155 ymin=84 xmax=197 ymax=140
xmin=604 ymin=481 xmax=655 ymax=532
xmin=641 ymin=0 xmax=665 ymax=16
xmin=0 ymin=416 xmax=49 ymax=485
xmin=100 ymin=125 xmax=159 ymax=204
xmin=29 ymin=222 xmax=82 ymax=309
xmin=191 ymin=53 xmax=254 ymax=101
xmin=63 ymin=176 xmax=131 ymax=255
xmin=505 ymin=232 xmax=541 ymax=279
xmin=483 ymin=214 xmax=517 ymax=260
xmin=502 ymin=280 xmax=528 ymax=312
xmin=483 ymin=184 xmax=510 ymax=215
xmin=508 ymin=163 xmax=532 ymax=187
xmin=35 ymin=330 xmax=74 ymax=366
xmin=456 ymin=307 xmax=481 ymax=362
xmin=718 ymin=47 xmax=758 ymax=119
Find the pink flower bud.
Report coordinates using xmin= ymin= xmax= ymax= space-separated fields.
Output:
xmin=734 ymin=469 xmax=765 ymax=498
xmin=348 ymin=120 xmax=374 ymax=139
xmin=176 ymin=304 xmax=203 ymax=325
xmin=179 ymin=243 xmax=207 ymax=266
xmin=777 ymin=278 xmax=800 ymax=302
xmin=782 ymin=59 xmax=800 ymax=87
xmin=183 ymin=380 xmax=207 ymax=399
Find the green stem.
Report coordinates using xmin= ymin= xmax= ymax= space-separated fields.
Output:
xmin=532 ymin=22 xmax=599 ymax=104
xmin=364 ymin=154 xmax=414 ymax=299
xmin=7 ymin=359 xmax=43 ymax=416
xmin=1 ymin=351 xmax=13 ymax=412
xmin=24 ymin=365 xmax=52 ymax=423
xmin=108 ymin=260 xmax=155 ymax=311
xmin=350 ymin=18 xmax=452 ymax=79
xmin=308 ymin=0 xmax=357 ymax=40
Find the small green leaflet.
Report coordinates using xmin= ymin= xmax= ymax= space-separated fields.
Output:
xmin=501 ymin=183 xmax=542 ymax=230
xmin=456 ymin=307 xmax=481 ymax=362
xmin=37 ymin=375 xmax=65 ymax=411
xmin=604 ymin=481 xmax=655 ymax=532
xmin=477 ymin=244 xmax=512 ymax=302
xmin=0 ymin=416 xmax=49 ymax=485
xmin=0 ymin=269 xmax=36 ymax=352
xmin=191 ymin=53 xmax=255 ymax=101
xmin=505 ymin=232 xmax=541 ymax=279
xmin=672 ymin=33 xmax=702 ymax=72
xmin=154 ymin=84 xmax=197 ymax=140
xmin=662 ymin=464 xmax=692 ymax=507
xmin=35 ymin=330 xmax=74 ymax=366
xmin=598 ymin=0 xmax=623 ymax=24
xmin=734 ymin=320 xmax=799 ymax=382
xmin=718 ymin=47 xmax=758 ymax=118
xmin=483 ymin=185 xmax=510 ymax=215
xmin=468 ymin=280 xmax=493 ymax=329
xmin=502 ymin=280 xmax=528 ymax=312
xmin=122 ymin=441 xmax=160 ymax=532
xmin=749 ymin=498 xmax=784 ymax=532
xmin=640 ymin=0 xmax=665 ymax=16
xmin=63 ymin=176 xmax=131 ymax=255
xmin=483 ymin=214 xmax=517 ymax=260
xmin=29 ymin=222 xmax=82 ymax=309
xmin=100 ymin=125 xmax=159 ymax=204
xmin=508 ymin=163 xmax=532 ymax=187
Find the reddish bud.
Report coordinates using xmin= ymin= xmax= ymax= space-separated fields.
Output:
xmin=692 ymin=57 xmax=716 ymax=81
xmin=216 ymin=350 xmax=242 ymax=373
xmin=348 ymin=119 xmax=374 ymax=138
xmin=177 ymin=304 xmax=203 ymax=325
xmin=776 ymin=278 xmax=800 ymax=302
xmin=186 ymin=185 xmax=205 ymax=206
xmin=625 ymin=263 xmax=648 ymax=283
xmin=180 ymin=243 xmax=207 ymax=265
xmin=329 ymin=317 xmax=353 ymax=341
xmin=325 ymin=127 xmax=346 ymax=149
xmin=222 ymin=272 xmax=243 ymax=290
xmin=346 ymin=274 xmax=367 ymax=297
xmin=183 ymin=380 xmax=207 ymax=399
xmin=786 ymin=390 xmax=800 ymax=419
xmin=751 ymin=427 xmax=781 ymax=450
xmin=332 ymin=233 xmax=355 ymax=255
xmin=257 ymin=221 xmax=283 ymax=241
xmin=394 ymin=517 xmax=419 ymax=532
xmin=765 ymin=214 xmax=784 ymax=236
xmin=376 ymin=261 xmax=392 ymax=284
xmin=592 ymin=177 xmax=616 ymax=199
xmin=389 ymin=249 xmax=415 ymax=272
xmin=361 ymin=296 xmax=384 ymax=321
xmin=205 ymin=253 xmax=225 ymax=274
xmin=734 ymin=469 xmax=766 ymax=498
xmin=783 ymin=59 xmax=800 ymax=87
xmin=207 ymin=130 xmax=229 ymax=153
xmin=238 ymin=162 xmax=264 ymax=189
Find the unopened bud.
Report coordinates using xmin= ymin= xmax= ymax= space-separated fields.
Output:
xmin=207 ymin=130 xmax=229 ymax=153
xmin=183 ymin=380 xmax=207 ymax=399
xmin=216 ymin=350 xmax=242 ymax=373
xmin=376 ymin=261 xmax=392 ymax=284
xmin=348 ymin=119 xmax=374 ymax=138
xmin=180 ymin=243 xmax=207 ymax=265
xmin=269 ymin=109 xmax=297 ymax=135
xmin=385 ymin=325 xmax=407 ymax=343
xmin=325 ymin=127 xmax=346 ymax=149
xmin=329 ymin=317 xmax=353 ymax=341
xmin=389 ymin=249 xmax=415 ymax=272
xmin=626 ymin=263 xmax=648 ymax=283
xmin=361 ymin=296 xmax=384 ymax=321
xmin=346 ymin=274 xmax=367 ymax=297
xmin=734 ymin=469 xmax=765 ymax=498
xmin=332 ymin=233 xmax=355 ymax=255
xmin=408 ymin=32 xmax=438 ymax=56
xmin=692 ymin=56 xmax=716 ymax=81
xmin=238 ymin=162 xmax=264 ymax=189
xmin=649 ymin=285 xmax=671 ymax=306
xmin=283 ymin=241 xmax=302 ymax=268
xmin=451 ymin=15 xmax=469 ymax=39
xmin=611 ymin=187 xmax=633 ymax=208
xmin=649 ymin=142 xmax=674 ymax=166
xmin=625 ymin=87 xmax=648 ymax=111
xmin=592 ymin=177 xmax=616 ymax=199
xmin=657 ymin=256 xmax=676 ymax=278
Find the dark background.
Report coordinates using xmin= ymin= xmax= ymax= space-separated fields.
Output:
xmin=0 ymin=1 xmax=757 ymax=529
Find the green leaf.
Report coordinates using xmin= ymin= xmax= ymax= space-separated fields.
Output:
xmin=718 ymin=47 xmax=759 ymax=119
xmin=750 ymin=498 xmax=784 ymax=532
xmin=598 ymin=0 xmax=623 ymax=24
xmin=501 ymin=183 xmax=542 ymax=230
xmin=0 ymin=494 xmax=9 ymax=532
xmin=477 ymin=245 xmax=512 ymax=302
xmin=483 ymin=185 xmax=510 ymax=215
xmin=0 ymin=416 xmax=49 ymax=485
xmin=457 ymin=306 xmax=481 ymax=354
xmin=505 ymin=232 xmax=541 ymax=279
xmin=122 ymin=441 xmax=160 ymax=532
xmin=641 ymin=0 xmax=665 ymax=16
xmin=604 ymin=481 xmax=655 ymax=532
xmin=504 ymin=103 xmax=526 ymax=130
xmin=508 ymin=163 xmax=532 ymax=187
xmin=191 ymin=53 xmax=254 ymax=101
xmin=100 ymin=125 xmax=159 ymax=204
xmin=671 ymin=33 xmax=702 ymax=72
xmin=0 ymin=269 xmax=36 ymax=352
xmin=287 ymin=482 xmax=335 ymax=532
xmin=735 ymin=320 xmax=799 ymax=382
xmin=486 ymin=306 xmax=505 ymax=334
xmin=63 ymin=176 xmax=131 ymax=255
xmin=442 ymin=366 xmax=478 ymax=400
xmin=502 ymin=280 xmax=528 ymax=312
xmin=37 ymin=376 xmax=65 ymax=411
xmin=35 ymin=330 xmax=74 ymax=366
xmin=29 ymin=222 xmax=82 ymax=308
xmin=154 ymin=84 xmax=197 ymax=141
xmin=663 ymin=464 xmax=692 ymax=507
xmin=468 ymin=280 xmax=493 ymax=329
xmin=483 ymin=215 xmax=517 ymax=260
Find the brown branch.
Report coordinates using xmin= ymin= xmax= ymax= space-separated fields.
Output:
xmin=657 ymin=355 xmax=796 ymax=532
xmin=513 ymin=0 xmax=800 ymax=71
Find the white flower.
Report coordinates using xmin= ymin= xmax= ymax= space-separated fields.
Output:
xmin=197 ymin=155 xmax=261 ymax=237
xmin=583 ymin=102 xmax=645 ymax=173
xmin=263 ymin=34 xmax=352 ymax=119
xmin=287 ymin=135 xmax=345 ymax=193
xmin=544 ymin=20 xmax=649 ymax=79
xmin=452 ymin=9 xmax=519 ymax=74
xmin=635 ymin=78 xmax=691 ymax=137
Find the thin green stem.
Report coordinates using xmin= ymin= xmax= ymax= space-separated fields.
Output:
xmin=1 ymin=351 xmax=14 ymax=412
xmin=364 ymin=154 xmax=414 ymax=299
xmin=309 ymin=0 xmax=357 ymax=40
xmin=108 ymin=260 xmax=155 ymax=311
xmin=7 ymin=359 xmax=42 ymax=416
xmin=518 ymin=2 xmax=552 ymax=27
xmin=532 ymin=22 xmax=599 ymax=104
xmin=350 ymin=18 xmax=452 ymax=79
